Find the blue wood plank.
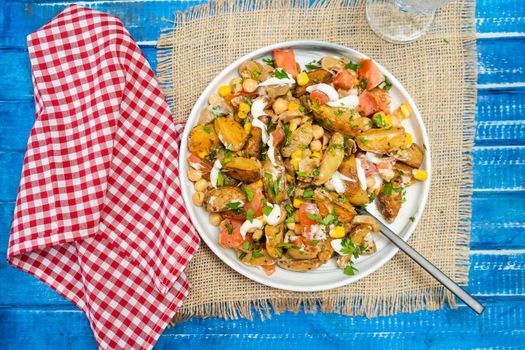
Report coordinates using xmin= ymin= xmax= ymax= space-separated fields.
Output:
xmin=1 ymin=250 xmax=522 ymax=306
xmin=476 ymin=0 xmax=525 ymax=35
xmin=0 ymin=301 xmax=524 ymax=350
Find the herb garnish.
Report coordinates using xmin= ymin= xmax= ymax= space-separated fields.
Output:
xmin=274 ymin=68 xmax=289 ymax=79
xmin=225 ymin=222 xmax=233 ymax=235
xmin=246 ymin=208 xmax=255 ymax=223
xmin=243 ymin=186 xmax=254 ymax=201
xmin=303 ymin=188 xmax=314 ymax=199
xmin=305 ymin=61 xmax=321 ymax=70
xmin=262 ymin=57 xmax=275 ymax=67
xmin=345 ymin=61 xmax=360 ymax=71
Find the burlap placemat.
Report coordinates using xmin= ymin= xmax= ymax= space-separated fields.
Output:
xmin=157 ymin=0 xmax=476 ymax=321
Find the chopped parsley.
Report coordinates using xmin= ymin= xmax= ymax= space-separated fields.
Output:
xmin=262 ymin=205 xmax=273 ymax=217
xmin=252 ymin=248 xmax=264 ymax=258
xmin=334 ymin=109 xmax=344 ymax=117
xmin=372 ymin=113 xmax=386 ymax=128
xmin=345 ymin=61 xmax=360 ymax=71
xmin=246 ymin=208 xmax=255 ymax=223
xmin=344 ymin=264 xmax=358 ymax=276
xmin=311 ymin=99 xmax=319 ymax=112
xmin=251 ymin=70 xmax=260 ymax=79
xmin=287 ymin=185 xmax=295 ymax=198
xmin=312 ymin=168 xmax=320 ymax=177
xmin=303 ymin=188 xmax=314 ymax=199
xmin=275 ymin=242 xmax=300 ymax=250
xmin=359 ymin=137 xmax=369 ymax=146
xmin=225 ymin=222 xmax=233 ymax=235
xmin=383 ymin=76 xmax=392 ymax=91
xmin=243 ymin=186 xmax=254 ymax=201
xmin=305 ymin=60 xmax=321 ymax=70
xmin=409 ymin=216 xmax=416 ymax=222
xmin=283 ymin=124 xmax=292 ymax=146
xmin=285 ymin=215 xmax=295 ymax=224
xmin=274 ymin=68 xmax=289 ymax=79
xmin=203 ymin=125 xmax=212 ymax=133
xmin=264 ymin=172 xmax=281 ymax=200
xmin=223 ymin=201 xmax=242 ymax=211
xmin=217 ymin=172 xmax=224 ymax=187
xmin=383 ymin=182 xmax=393 ymax=196
xmin=242 ymin=241 xmax=250 ymax=250
xmin=238 ymin=252 xmax=247 ymax=260
xmin=368 ymin=192 xmax=377 ymax=202
xmin=307 ymin=209 xmax=338 ymax=226
xmin=262 ymin=57 xmax=275 ymax=67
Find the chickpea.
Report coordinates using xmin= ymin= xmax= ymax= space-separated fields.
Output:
xmin=290 ymin=117 xmax=302 ymax=126
xmin=302 ymin=149 xmax=312 ymax=157
xmin=312 ymin=125 xmax=324 ymax=140
xmin=252 ymin=228 xmax=263 ymax=241
xmin=192 ymin=191 xmax=205 ymax=206
xmin=194 ymin=179 xmax=209 ymax=192
xmin=208 ymin=93 xmax=222 ymax=105
xmin=272 ymin=98 xmax=289 ymax=115
xmin=209 ymin=213 xmax=222 ymax=226
xmin=242 ymin=78 xmax=258 ymax=93
xmin=310 ymin=139 xmax=322 ymax=152
xmin=230 ymin=77 xmax=243 ymax=93
xmin=286 ymin=222 xmax=296 ymax=231
xmin=187 ymin=168 xmax=202 ymax=182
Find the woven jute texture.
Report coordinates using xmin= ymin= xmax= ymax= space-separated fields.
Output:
xmin=157 ymin=0 xmax=477 ymax=321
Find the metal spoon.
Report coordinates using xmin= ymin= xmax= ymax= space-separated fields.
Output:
xmin=363 ymin=209 xmax=485 ymax=314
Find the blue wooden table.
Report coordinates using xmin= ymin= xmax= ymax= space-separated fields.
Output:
xmin=0 ymin=1 xmax=524 ymax=349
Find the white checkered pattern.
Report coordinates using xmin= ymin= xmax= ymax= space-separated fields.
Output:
xmin=7 ymin=5 xmax=199 ymax=349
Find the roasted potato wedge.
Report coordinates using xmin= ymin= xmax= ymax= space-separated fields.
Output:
xmin=188 ymin=123 xmax=220 ymax=158
xmin=277 ymin=257 xmax=322 ymax=272
xmin=349 ymin=224 xmax=372 ymax=245
xmin=295 ymin=69 xmax=332 ymax=96
xmin=214 ymin=117 xmax=247 ymax=151
xmin=313 ymin=132 xmax=345 ymax=185
xmin=261 ymin=160 xmax=287 ymax=204
xmin=338 ymin=156 xmax=369 ymax=206
xmin=376 ymin=180 xmax=403 ymax=223
xmin=355 ymin=127 xmax=406 ymax=154
xmin=313 ymin=105 xmax=372 ymax=137
xmin=392 ymin=143 xmax=424 ymax=168
xmin=204 ymin=186 xmax=246 ymax=212
xmin=287 ymin=246 xmax=319 ymax=260
xmin=224 ymin=157 xmax=261 ymax=182
xmin=393 ymin=162 xmax=416 ymax=187
xmin=281 ymin=123 xmax=314 ymax=157
xmin=265 ymin=224 xmax=285 ymax=258
xmin=317 ymin=239 xmax=334 ymax=263
xmin=238 ymin=248 xmax=276 ymax=266
xmin=244 ymin=127 xmax=262 ymax=159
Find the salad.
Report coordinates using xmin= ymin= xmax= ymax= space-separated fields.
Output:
xmin=186 ymin=48 xmax=427 ymax=276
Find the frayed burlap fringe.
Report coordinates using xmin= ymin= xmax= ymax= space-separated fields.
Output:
xmin=158 ymin=0 xmax=477 ymax=324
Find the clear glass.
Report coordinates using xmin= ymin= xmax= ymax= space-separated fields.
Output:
xmin=366 ymin=0 xmax=452 ymax=44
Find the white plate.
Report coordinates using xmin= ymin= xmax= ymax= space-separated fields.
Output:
xmin=179 ymin=41 xmax=431 ymax=292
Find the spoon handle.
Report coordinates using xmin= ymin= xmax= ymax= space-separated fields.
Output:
xmin=366 ymin=210 xmax=485 ymax=314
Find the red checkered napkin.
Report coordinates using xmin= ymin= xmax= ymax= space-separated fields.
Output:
xmin=7 ymin=5 xmax=199 ymax=349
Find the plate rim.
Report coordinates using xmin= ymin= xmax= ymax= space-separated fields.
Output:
xmin=178 ymin=40 xmax=432 ymax=292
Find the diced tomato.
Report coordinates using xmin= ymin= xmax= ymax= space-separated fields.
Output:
xmin=187 ymin=154 xmax=211 ymax=178
xmin=369 ymin=88 xmax=391 ymax=114
xmin=271 ymin=129 xmax=285 ymax=147
xmin=297 ymin=202 xmax=319 ymax=225
xmin=218 ymin=219 xmax=244 ymax=248
xmin=332 ymin=69 xmax=356 ymax=90
xmin=310 ymin=90 xmax=330 ymax=105
xmin=273 ymin=48 xmax=298 ymax=77
xmin=316 ymin=200 xmax=331 ymax=217
xmin=262 ymin=264 xmax=276 ymax=276
xmin=221 ymin=210 xmax=246 ymax=221
xmin=244 ymin=183 xmax=265 ymax=217
xmin=357 ymin=90 xmax=380 ymax=116
xmin=358 ymin=59 xmax=384 ymax=90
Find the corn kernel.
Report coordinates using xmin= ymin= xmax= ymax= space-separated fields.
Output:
xmin=290 ymin=158 xmax=300 ymax=170
xmin=289 ymin=123 xmax=298 ymax=132
xmin=238 ymin=102 xmax=250 ymax=114
xmin=311 ymin=152 xmax=322 ymax=158
xmin=297 ymin=72 xmax=309 ymax=86
xmin=330 ymin=226 xmax=346 ymax=238
xmin=383 ymin=114 xmax=392 ymax=126
xmin=197 ymin=150 xmax=208 ymax=159
xmin=238 ymin=111 xmax=248 ymax=119
xmin=288 ymin=102 xmax=300 ymax=111
xmin=291 ymin=150 xmax=303 ymax=159
xmin=404 ymin=132 xmax=413 ymax=147
xmin=412 ymin=169 xmax=428 ymax=181
xmin=400 ymin=103 xmax=411 ymax=119
xmin=218 ymin=85 xmax=232 ymax=97
xmin=286 ymin=174 xmax=294 ymax=182
xmin=244 ymin=122 xmax=252 ymax=134
xmin=255 ymin=180 xmax=263 ymax=188
xmin=354 ymin=79 xmax=360 ymax=86
xmin=293 ymin=198 xmax=303 ymax=208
